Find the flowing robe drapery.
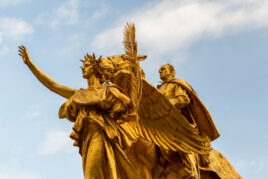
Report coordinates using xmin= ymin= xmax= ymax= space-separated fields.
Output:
xmin=59 ymin=85 xmax=138 ymax=179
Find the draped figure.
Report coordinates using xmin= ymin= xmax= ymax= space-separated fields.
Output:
xmin=19 ymin=23 xmax=215 ymax=179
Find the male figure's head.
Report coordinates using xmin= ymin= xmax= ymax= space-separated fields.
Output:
xmin=159 ymin=64 xmax=175 ymax=82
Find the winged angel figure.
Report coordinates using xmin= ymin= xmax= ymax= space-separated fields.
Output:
xmin=18 ymin=23 xmax=211 ymax=179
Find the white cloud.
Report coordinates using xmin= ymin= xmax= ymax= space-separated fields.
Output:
xmin=0 ymin=17 xmax=32 ymax=58
xmin=37 ymin=130 xmax=75 ymax=155
xmin=91 ymin=0 xmax=268 ymax=61
xmin=51 ymin=0 xmax=79 ymax=26
xmin=92 ymin=2 xmax=109 ymax=20
xmin=35 ymin=0 xmax=79 ymax=27
xmin=0 ymin=0 xmax=27 ymax=7
xmin=0 ymin=168 xmax=38 ymax=179
xmin=57 ymin=33 xmax=83 ymax=55
xmin=236 ymin=157 xmax=267 ymax=173
xmin=0 ymin=17 xmax=34 ymax=41
xmin=0 ymin=45 xmax=9 ymax=57
xmin=24 ymin=111 xmax=41 ymax=119
xmin=10 ymin=144 xmax=25 ymax=154
xmin=23 ymin=105 xmax=42 ymax=120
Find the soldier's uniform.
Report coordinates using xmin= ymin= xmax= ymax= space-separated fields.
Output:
xmin=157 ymin=78 xmax=220 ymax=178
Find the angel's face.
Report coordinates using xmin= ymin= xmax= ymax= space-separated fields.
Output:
xmin=98 ymin=58 xmax=116 ymax=82
xmin=159 ymin=65 xmax=173 ymax=81
xmin=81 ymin=61 xmax=94 ymax=79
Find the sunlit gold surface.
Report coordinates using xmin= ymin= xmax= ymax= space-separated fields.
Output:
xmin=19 ymin=23 xmax=241 ymax=179
xmin=154 ymin=64 xmax=241 ymax=179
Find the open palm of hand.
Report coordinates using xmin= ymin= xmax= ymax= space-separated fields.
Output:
xmin=18 ymin=45 xmax=30 ymax=64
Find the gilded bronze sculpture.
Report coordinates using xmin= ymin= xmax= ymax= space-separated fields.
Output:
xmin=19 ymin=23 xmax=241 ymax=179
xmin=156 ymin=64 xmax=241 ymax=178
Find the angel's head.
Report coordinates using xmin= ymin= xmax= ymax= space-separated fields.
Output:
xmin=80 ymin=53 xmax=102 ymax=80
xmin=80 ymin=53 xmax=147 ymax=84
xmin=99 ymin=54 xmax=147 ymax=83
xmin=98 ymin=57 xmax=117 ymax=83
xmin=159 ymin=64 xmax=175 ymax=81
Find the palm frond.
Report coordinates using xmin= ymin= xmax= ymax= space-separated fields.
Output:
xmin=122 ymin=22 xmax=142 ymax=112
xmin=123 ymin=23 xmax=137 ymax=63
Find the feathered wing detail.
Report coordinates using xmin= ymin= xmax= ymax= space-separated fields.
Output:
xmin=131 ymin=79 xmax=212 ymax=155
xmin=112 ymin=23 xmax=210 ymax=154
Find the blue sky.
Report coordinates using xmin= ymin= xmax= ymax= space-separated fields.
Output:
xmin=0 ymin=0 xmax=268 ymax=178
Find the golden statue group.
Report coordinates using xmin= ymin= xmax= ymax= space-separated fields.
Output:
xmin=19 ymin=23 xmax=242 ymax=179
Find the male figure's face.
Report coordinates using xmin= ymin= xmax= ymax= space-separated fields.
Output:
xmin=159 ymin=65 xmax=174 ymax=81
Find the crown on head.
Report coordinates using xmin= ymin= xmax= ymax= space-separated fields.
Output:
xmin=80 ymin=53 xmax=102 ymax=64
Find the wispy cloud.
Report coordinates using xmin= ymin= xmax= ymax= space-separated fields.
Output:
xmin=57 ymin=33 xmax=83 ymax=56
xmin=24 ymin=111 xmax=41 ymax=119
xmin=51 ymin=0 xmax=79 ymax=26
xmin=0 ymin=17 xmax=34 ymax=42
xmin=91 ymin=0 xmax=268 ymax=63
xmin=37 ymin=130 xmax=75 ymax=155
xmin=23 ymin=105 xmax=42 ymax=120
xmin=0 ymin=168 xmax=39 ymax=179
xmin=10 ymin=144 xmax=25 ymax=154
xmin=0 ymin=17 xmax=33 ymax=57
xmin=0 ymin=0 xmax=28 ymax=7
xmin=0 ymin=45 xmax=9 ymax=57
xmin=36 ymin=0 xmax=79 ymax=27
xmin=235 ymin=157 xmax=267 ymax=174
xmin=91 ymin=2 xmax=109 ymax=20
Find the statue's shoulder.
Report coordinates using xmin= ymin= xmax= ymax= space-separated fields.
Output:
xmin=170 ymin=78 xmax=188 ymax=85
xmin=169 ymin=78 xmax=195 ymax=92
xmin=76 ymin=86 xmax=105 ymax=95
xmin=157 ymin=78 xmax=188 ymax=89
xmin=70 ymin=86 xmax=106 ymax=105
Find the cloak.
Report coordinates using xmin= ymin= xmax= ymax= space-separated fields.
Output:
xmin=167 ymin=78 xmax=220 ymax=141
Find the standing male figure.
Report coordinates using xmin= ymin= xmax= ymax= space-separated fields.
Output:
xmin=157 ymin=64 xmax=220 ymax=178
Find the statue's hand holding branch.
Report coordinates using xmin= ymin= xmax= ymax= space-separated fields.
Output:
xmin=18 ymin=45 xmax=76 ymax=99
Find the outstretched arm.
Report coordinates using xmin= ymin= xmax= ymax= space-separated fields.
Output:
xmin=18 ymin=46 xmax=76 ymax=99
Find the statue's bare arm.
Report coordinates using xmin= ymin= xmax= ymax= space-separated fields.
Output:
xmin=18 ymin=46 xmax=76 ymax=99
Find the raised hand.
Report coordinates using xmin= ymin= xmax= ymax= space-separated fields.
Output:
xmin=18 ymin=45 xmax=30 ymax=64
xmin=18 ymin=45 xmax=76 ymax=98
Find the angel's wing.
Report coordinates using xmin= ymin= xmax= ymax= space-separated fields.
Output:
xmin=138 ymin=79 xmax=211 ymax=154
xmin=121 ymin=79 xmax=212 ymax=155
